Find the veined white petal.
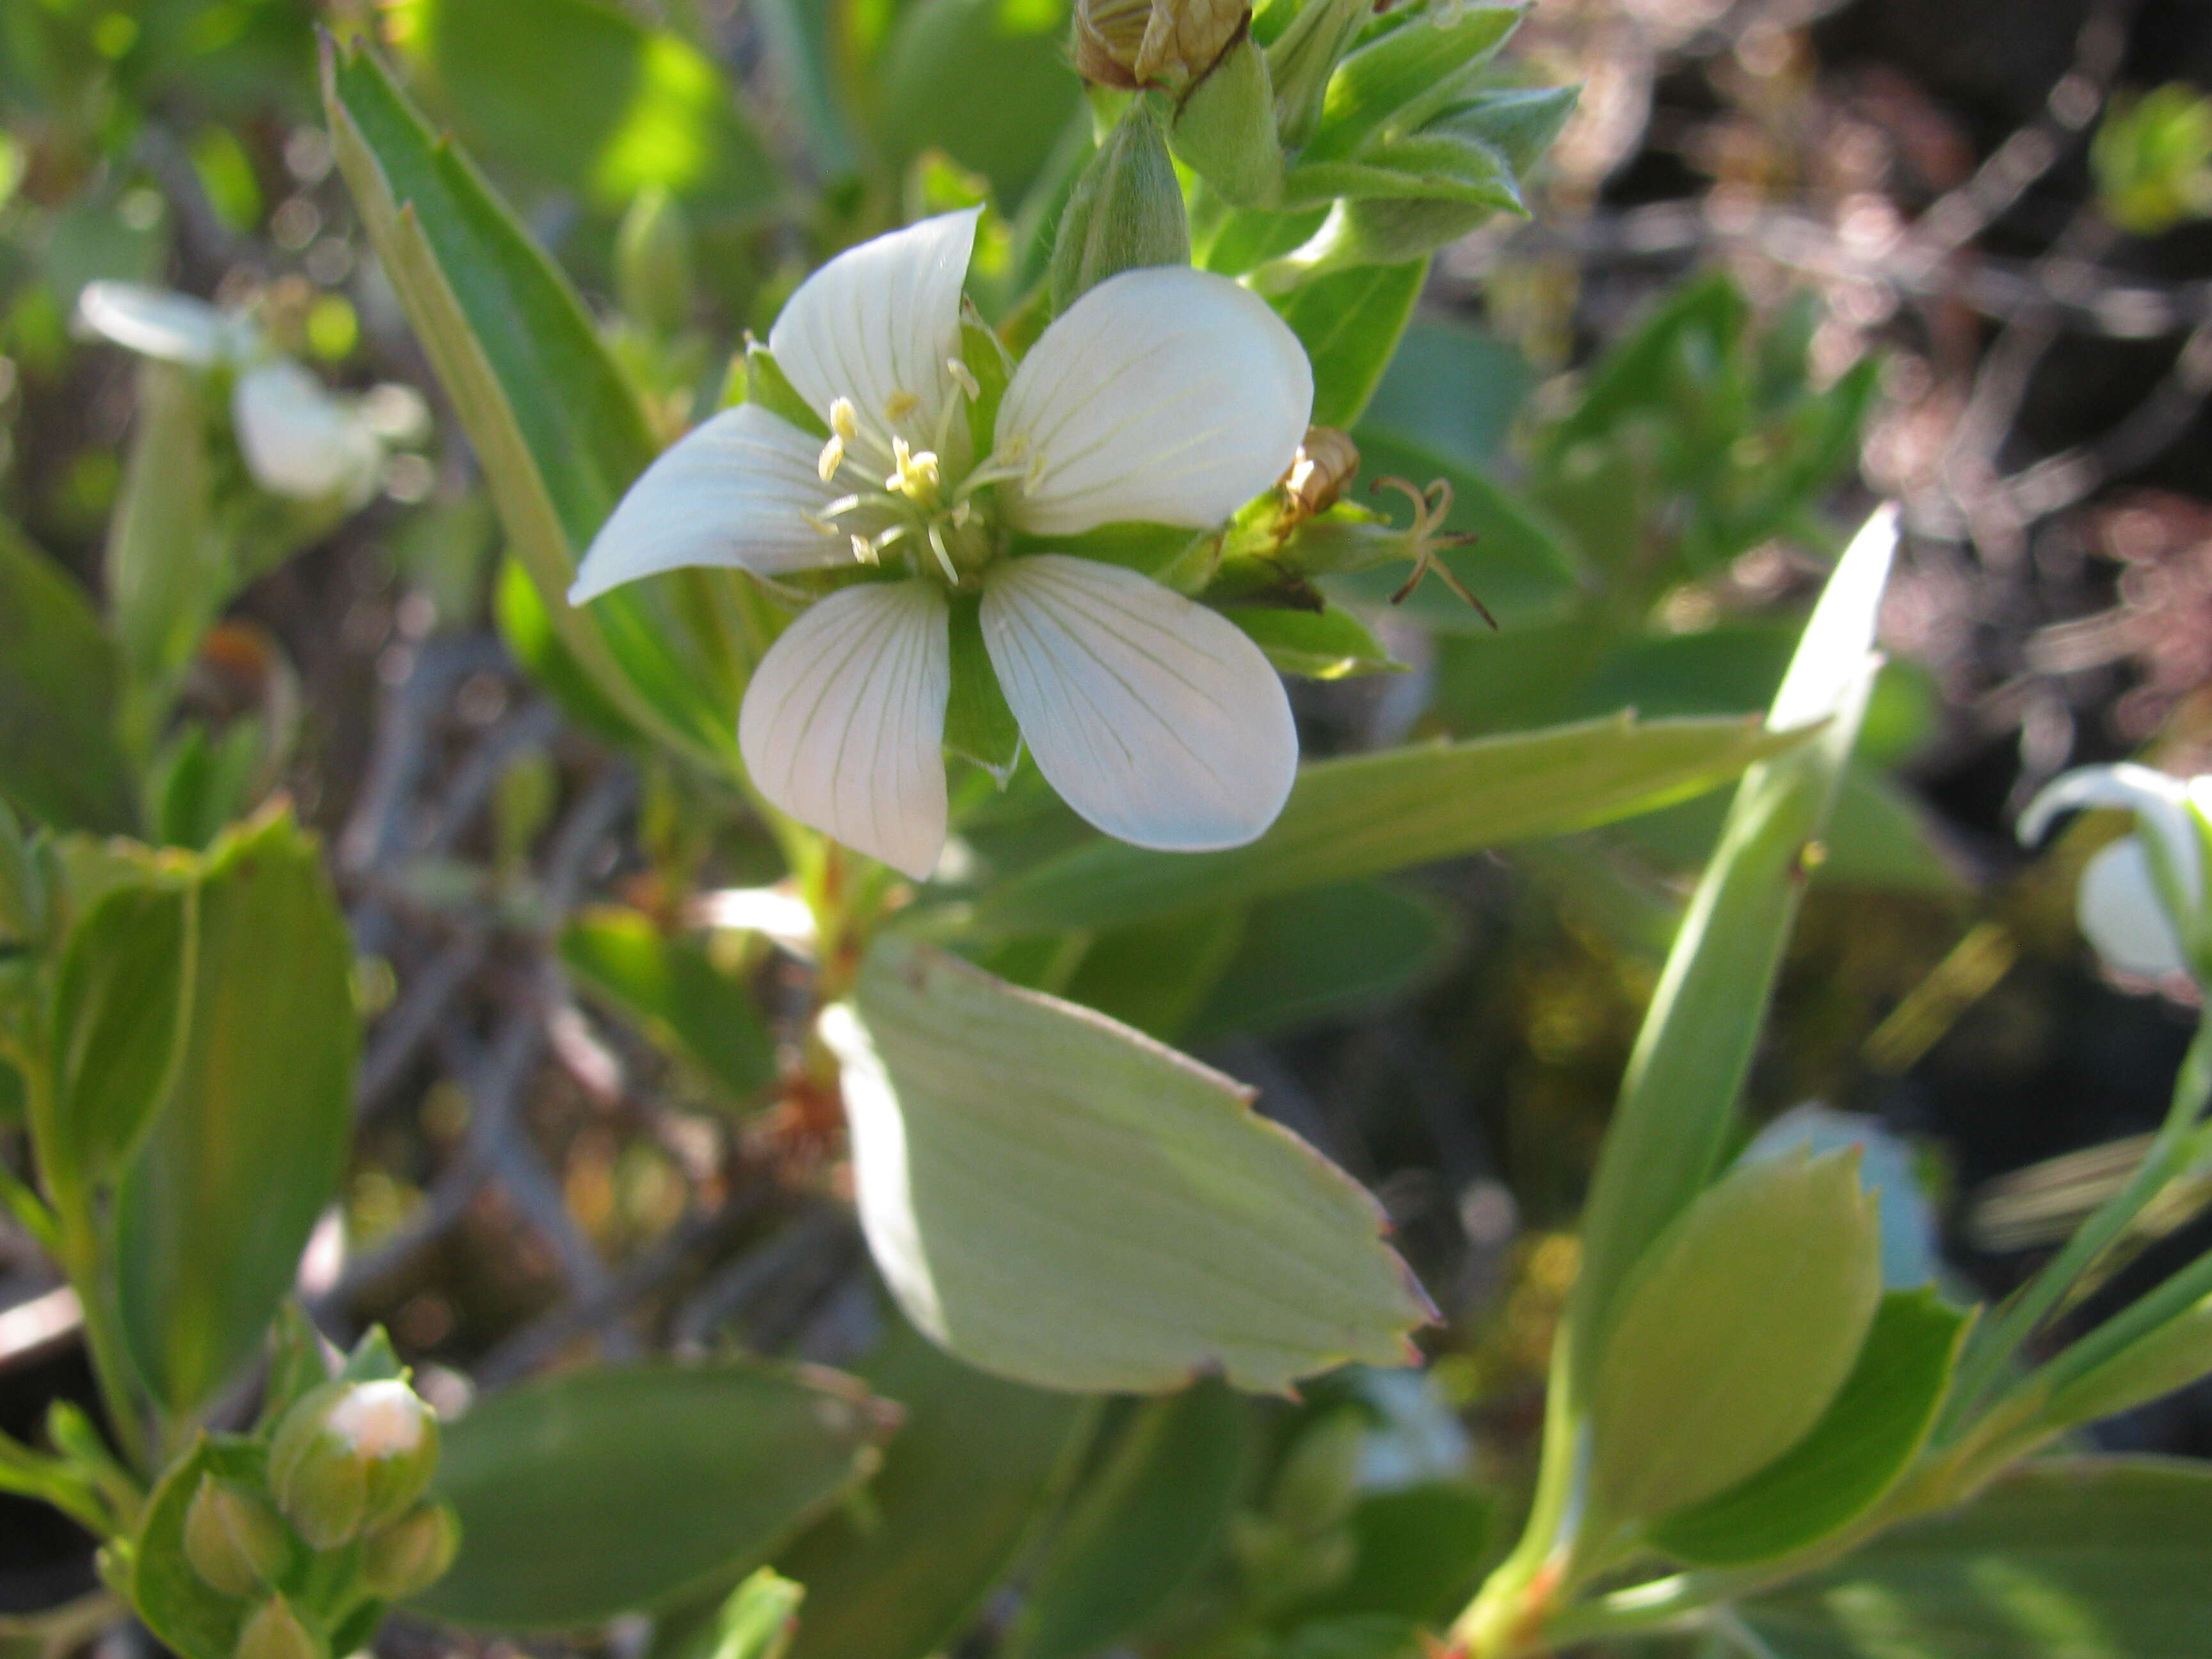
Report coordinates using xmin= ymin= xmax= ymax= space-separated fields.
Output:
xmin=2080 ymin=835 xmax=2192 ymax=981
xmin=77 ymin=281 xmax=248 ymax=367
xmin=980 ymin=555 xmax=1295 ymax=850
xmin=231 ymin=360 xmax=382 ymax=502
xmin=997 ymin=266 xmax=1313 ymax=536
xmin=569 ymin=404 xmax=846 ymax=604
xmin=768 ymin=208 xmax=979 ymax=461
xmin=739 ymin=580 xmax=952 ymax=881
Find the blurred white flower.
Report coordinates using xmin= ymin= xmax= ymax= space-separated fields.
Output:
xmin=571 ymin=209 xmax=1312 ymax=879
xmin=76 ymin=280 xmax=386 ymax=505
xmin=2021 ymin=762 xmax=2212 ymax=984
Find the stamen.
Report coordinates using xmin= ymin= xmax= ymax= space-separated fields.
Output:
xmin=946 ymin=358 xmax=981 ymax=399
xmin=821 ymin=493 xmax=865 ymax=520
xmin=829 ymin=397 xmax=860 ymax=442
xmin=816 ymin=434 xmax=846 ymax=485
xmin=850 ymin=534 xmax=879 ymax=566
xmin=926 ymin=522 xmax=960 ymax=584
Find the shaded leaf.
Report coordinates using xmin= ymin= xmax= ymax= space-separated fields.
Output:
xmin=1270 ymin=260 xmax=1428 ymax=430
xmin=415 ymin=1363 xmax=897 ymax=1631
xmin=50 ymin=876 xmax=195 ymax=1183
xmin=0 ymin=522 xmax=136 ymax=835
xmin=1187 ymin=881 xmax=1455 ymax=1043
xmin=561 ymin=906 xmax=776 ymax=1102
xmin=823 ymin=934 xmax=1432 ymax=1394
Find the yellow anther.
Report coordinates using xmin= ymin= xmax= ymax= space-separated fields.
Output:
xmin=816 ymin=434 xmax=846 ymax=485
xmin=883 ymin=389 xmax=920 ymax=422
xmin=885 ymin=437 xmax=942 ymax=501
xmin=829 ymin=397 xmax=860 ymax=442
xmin=946 ymin=358 xmax=981 ymax=399
xmin=850 ymin=533 xmax=879 ymax=566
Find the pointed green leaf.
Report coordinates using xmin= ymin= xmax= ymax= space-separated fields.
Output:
xmin=1008 ymin=1382 xmax=1256 ymax=1659
xmin=822 ymin=935 xmax=1432 ymax=1395
xmin=117 ymin=808 xmax=358 ymax=1415
xmin=1565 ymin=507 xmax=1898 ymax=1402
xmin=1744 ymin=1458 xmax=2212 ymax=1659
xmin=561 ymin=906 xmax=776 ymax=1103
xmin=776 ymin=1318 xmax=1092 ymax=1659
xmin=415 ymin=1363 xmax=897 ymax=1631
xmin=1269 ymin=259 xmax=1428 ymax=429
xmin=130 ymin=1435 xmax=266 ymax=1659
xmin=50 ymin=876 xmax=195 ymax=1183
xmin=1304 ymin=6 xmax=1526 ymax=162
xmin=1650 ymin=1289 xmax=1969 ymax=1567
xmin=322 ymin=38 xmax=741 ymax=773
xmin=2041 ymin=1282 xmax=2212 ymax=1434
xmin=973 ymin=714 xmax=1806 ymax=935
xmin=1586 ymin=1150 xmax=1882 ymax=1535
xmin=0 ymin=522 xmax=136 ymax=835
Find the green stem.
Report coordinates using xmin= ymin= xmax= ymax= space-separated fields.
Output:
xmin=1940 ymin=1006 xmax=2212 ymax=1436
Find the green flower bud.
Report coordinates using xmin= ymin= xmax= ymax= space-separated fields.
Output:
xmin=1170 ymin=29 xmax=1283 ymax=207
xmin=616 ymin=183 xmax=696 ymax=338
xmin=184 ymin=1476 xmax=294 ymax=1598
xmin=269 ymin=1380 xmax=439 ymax=1551
xmin=1266 ymin=0 xmax=1370 ymax=148
xmin=1075 ymin=0 xmax=1247 ymax=92
xmin=234 ymin=1597 xmax=325 ymax=1659
xmin=1050 ymin=99 xmax=1192 ymax=312
xmin=360 ymin=1502 xmax=461 ymax=1600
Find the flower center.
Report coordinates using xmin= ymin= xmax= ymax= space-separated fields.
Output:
xmin=806 ymin=363 xmax=1013 ymax=589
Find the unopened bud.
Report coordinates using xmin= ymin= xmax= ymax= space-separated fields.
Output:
xmin=1050 ymin=99 xmax=1191 ymax=312
xmin=1267 ymin=0 xmax=1370 ymax=148
xmin=617 ymin=184 xmax=696 ymax=338
xmin=184 ymin=1477 xmax=294 ymax=1598
xmin=1279 ymin=427 xmax=1359 ymax=522
xmin=269 ymin=1380 xmax=439 ymax=1551
xmin=234 ymin=1597 xmax=324 ymax=1659
xmin=1075 ymin=0 xmax=1247 ymax=91
xmin=1170 ymin=28 xmax=1282 ymax=207
xmin=360 ymin=1502 xmax=461 ymax=1599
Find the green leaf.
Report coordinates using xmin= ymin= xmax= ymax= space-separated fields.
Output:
xmin=776 ymin=1318 xmax=1093 ymax=1659
xmin=1297 ymin=1484 xmax=1495 ymax=1624
xmin=1007 ymin=1382 xmax=1256 ymax=1659
xmin=1743 ymin=1457 xmax=2212 ymax=1659
xmin=415 ymin=1362 xmax=897 ymax=1631
xmin=1304 ymin=6 xmax=1525 ymax=162
xmin=823 ymin=934 xmax=1432 ymax=1395
xmin=1270 ymin=259 xmax=1429 ymax=429
xmin=1230 ymin=607 xmax=1404 ymax=679
xmin=1187 ymin=880 xmax=1455 ymax=1043
xmin=1283 ymin=137 xmax=1519 ymax=212
xmin=1649 ymin=1289 xmax=1969 ymax=1567
xmin=1585 ymin=1150 xmax=1882 ymax=1535
xmin=1563 ymin=508 xmax=1898 ymax=1408
xmin=699 ymin=1570 xmax=805 ymax=1659
xmin=0 ymin=521 xmax=136 ymax=835
xmin=972 ymin=713 xmax=1806 ymax=935
xmin=1059 ymin=908 xmax=1249 ymax=1043
xmin=116 ymin=808 xmax=358 ymax=1415
xmin=49 ymin=876 xmax=195 ymax=1184
xmin=323 ymin=39 xmax=742 ymax=773
xmin=130 ymin=1434 xmax=265 ymax=1659
xmin=561 ymin=906 xmax=776 ymax=1103
xmin=2040 ymin=1283 xmax=2212 ymax=1434
xmin=106 ymin=361 xmax=221 ymax=753
xmin=388 ymin=0 xmax=778 ymax=217
xmin=876 ymin=0 xmax=1084 ymax=206
xmin=1360 ymin=318 xmax=1534 ymax=469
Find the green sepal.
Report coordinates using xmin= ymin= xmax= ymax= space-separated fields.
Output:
xmin=1230 ymin=606 xmax=1404 ymax=679
xmin=1301 ymin=5 xmax=1526 ymax=163
xmin=961 ymin=310 xmax=1013 ymax=467
xmin=743 ymin=342 xmax=828 ymax=438
xmin=1283 ymin=135 xmax=1522 ymax=213
xmin=1432 ymin=84 xmax=1579 ymax=173
xmin=944 ymin=597 xmax=1022 ymax=787
xmin=1050 ymin=96 xmax=1191 ymax=313
xmin=1171 ymin=31 xmax=1284 ymax=209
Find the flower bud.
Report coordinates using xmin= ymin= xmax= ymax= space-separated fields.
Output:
xmin=234 ymin=1597 xmax=325 ymax=1659
xmin=230 ymin=360 xmax=381 ymax=504
xmin=1075 ymin=0 xmax=1247 ymax=92
xmin=1050 ymin=99 xmax=1192 ymax=312
xmin=1169 ymin=29 xmax=1283 ymax=207
xmin=1278 ymin=427 xmax=1359 ymax=522
xmin=269 ymin=1380 xmax=440 ymax=1551
xmin=184 ymin=1476 xmax=294 ymax=1598
xmin=1266 ymin=0 xmax=1371 ymax=148
xmin=2023 ymin=764 xmax=2212 ymax=986
xmin=360 ymin=1502 xmax=461 ymax=1599
xmin=616 ymin=183 xmax=697 ymax=339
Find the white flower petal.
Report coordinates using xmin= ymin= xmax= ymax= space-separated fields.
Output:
xmin=980 ymin=555 xmax=1295 ymax=850
xmin=231 ymin=360 xmax=382 ymax=502
xmin=768 ymin=207 xmax=979 ymax=460
xmin=997 ymin=266 xmax=1313 ymax=536
xmin=569 ymin=404 xmax=846 ymax=604
xmin=77 ymin=281 xmax=247 ymax=366
xmin=738 ymin=580 xmax=952 ymax=881
xmin=2080 ymin=835 xmax=2192 ymax=982
xmin=2021 ymin=762 xmax=2205 ymax=911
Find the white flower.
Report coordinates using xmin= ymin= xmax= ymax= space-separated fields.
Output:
xmin=570 ymin=209 xmax=1312 ymax=879
xmin=2021 ymin=762 xmax=2212 ymax=983
xmin=77 ymin=281 xmax=385 ymax=505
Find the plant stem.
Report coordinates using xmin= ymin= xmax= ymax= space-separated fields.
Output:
xmin=1940 ymin=1004 xmax=2212 ymax=1435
